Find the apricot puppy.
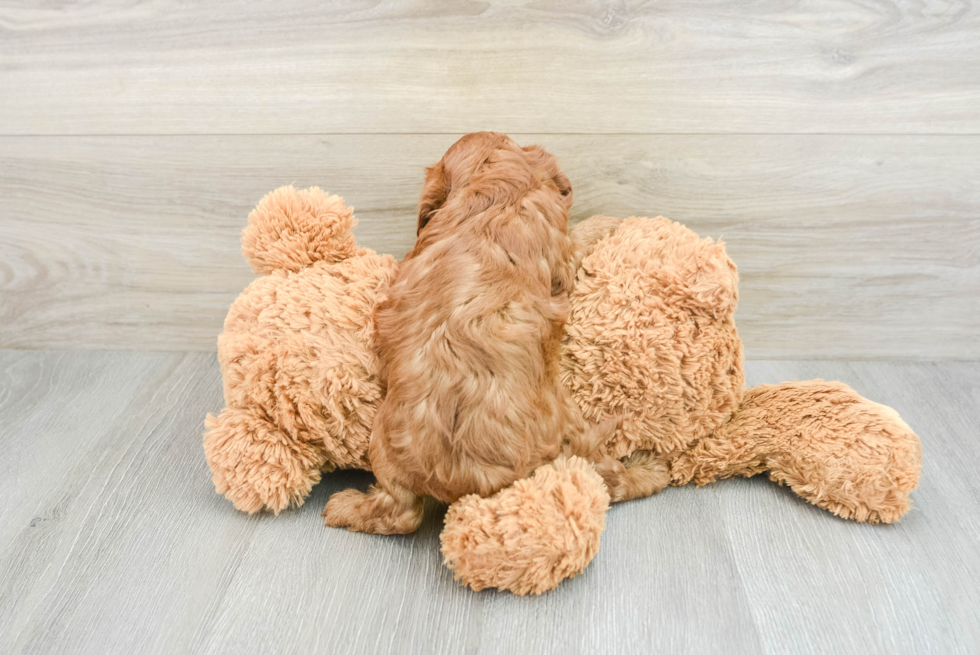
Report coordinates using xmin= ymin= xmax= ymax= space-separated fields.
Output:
xmin=323 ymin=132 xmax=583 ymax=533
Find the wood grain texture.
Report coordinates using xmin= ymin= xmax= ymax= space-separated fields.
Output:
xmin=0 ymin=351 xmax=977 ymax=654
xmin=1 ymin=134 xmax=977 ymax=357
xmin=2 ymin=0 xmax=980 ymax=135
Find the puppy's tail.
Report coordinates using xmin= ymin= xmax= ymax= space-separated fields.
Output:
xmin=563 ymin=415 xmax=621 ymax=459
xmin=241 ymin=185 xmax=360 ymax=274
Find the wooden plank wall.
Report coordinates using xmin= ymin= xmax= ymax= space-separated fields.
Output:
xmin=1 ymin=1 xmax=978 ymax=358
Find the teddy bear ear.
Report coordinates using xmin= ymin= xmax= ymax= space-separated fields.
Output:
xmin=241 ymin=186 xmax=360 ymax=274
xmin=440 ymin=456 xmax=610 ymax=596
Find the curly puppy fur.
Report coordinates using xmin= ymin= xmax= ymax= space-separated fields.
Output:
xmin=323 ymin=132 xmax=590 ymax=534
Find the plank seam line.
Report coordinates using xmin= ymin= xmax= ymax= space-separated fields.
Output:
xmin=2 ymin=133 xmax=980 ymax=138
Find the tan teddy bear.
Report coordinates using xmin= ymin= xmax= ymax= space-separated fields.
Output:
xmin=204 ymin=186 xmax=921 ymax=595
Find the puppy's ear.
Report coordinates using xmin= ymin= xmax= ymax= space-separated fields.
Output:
xmin=418 ymin=161 xmax=449 ymax=235
xmin=524 ymin=144 xmax=572 ymax=208
xmin=551 ymin=253 xmax=576 ymax=298
xmin=554 ymin=171 xmax=573 ymax=208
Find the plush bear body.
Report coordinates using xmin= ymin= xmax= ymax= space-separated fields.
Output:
xmin=563 ymin=215 xmax=744 ymax=460
xmin=204 ymin=186 xmax=921 ymax=595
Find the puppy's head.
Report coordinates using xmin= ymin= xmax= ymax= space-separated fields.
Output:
xmin=417 ymin=132 xmax=572 ymax=235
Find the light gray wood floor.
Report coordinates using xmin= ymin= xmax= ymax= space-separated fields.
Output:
xmin=0 ymin=350 xmax=977 ymax=654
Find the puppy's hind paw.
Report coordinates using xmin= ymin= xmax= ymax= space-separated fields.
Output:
xmin=323 ymin=485 xmax=424 ymax=534
xmin=594 ymin=450 xmax=670 ymax=504
xmin=322 ymin=488 xmax=369 ymax=529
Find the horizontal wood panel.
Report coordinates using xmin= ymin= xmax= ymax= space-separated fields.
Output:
xmin=2 ymin=0 xmax=979 ymax=135
xmin=1 ymin=134 xmax=977 ymax=357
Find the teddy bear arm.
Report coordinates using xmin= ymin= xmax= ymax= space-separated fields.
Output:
xmin=204 ymin=407 xmax=331 ymax=514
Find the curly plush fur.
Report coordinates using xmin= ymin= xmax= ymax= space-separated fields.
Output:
xmin=204 ymin=170 xmax=921 ymax=596
xmin=204 ymin=187 xmax=396 ymax=513
xmin=440 ymin=456 xmax=610 ymax=595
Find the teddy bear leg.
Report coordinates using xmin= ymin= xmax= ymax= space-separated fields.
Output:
xmin=754 ymin=383 xmax=921 ymax=524
xmin=204 ymin=407 xmax=329 ymax=514
xmin=323 ymin=480 xmax=424 ymax=535
xmin=668 ymin=428 xmax=770 ymax=488
xmin=593 ymin=450 xmax=672 ymax=503
xmin=672 ymin=381 xmax=921 ymax=524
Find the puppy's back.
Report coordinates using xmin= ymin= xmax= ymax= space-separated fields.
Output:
xmin=372 ymin=189 xmax=575 ymax=503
